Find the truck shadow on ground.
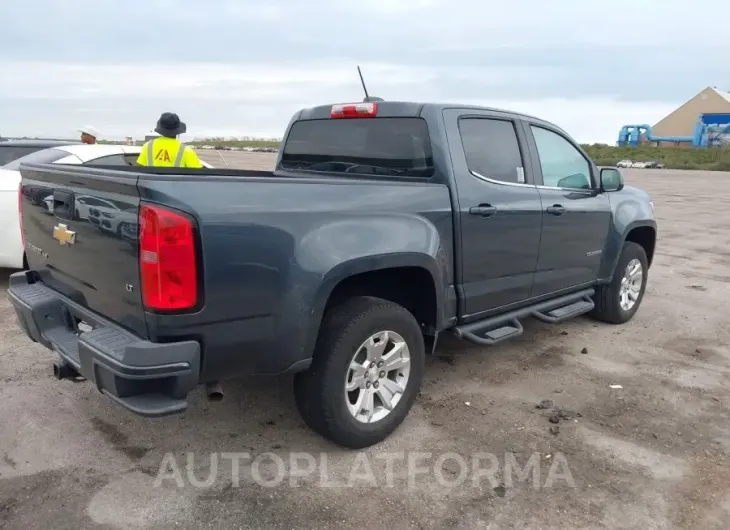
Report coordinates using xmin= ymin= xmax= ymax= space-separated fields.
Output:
xmin=0 ymin=269 xmax=16 ymax=289
xmin=71 ymin=316 xmax=599 ymax=475
xmin=0 ymin=264 xmax=601 ymax=466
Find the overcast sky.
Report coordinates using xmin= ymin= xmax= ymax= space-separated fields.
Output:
xmin=2 ymin=0 xmax=729 ymax=144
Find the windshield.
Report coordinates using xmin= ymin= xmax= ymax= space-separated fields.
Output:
xmin=280 ymin=117 xmax=434 ymax=178
xmin=3 ymin=148 xmax=71 ymax=170
xmin=0 ymin=146 xmax=47 ymax=166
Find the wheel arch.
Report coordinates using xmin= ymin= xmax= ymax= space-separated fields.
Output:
xmin=303 ymin=254 xmax=446 ymax=362
xmin=625 ymin=225 xmax=656 ymax=268
xmin=599 ymin=220 xmax=657 ymax=281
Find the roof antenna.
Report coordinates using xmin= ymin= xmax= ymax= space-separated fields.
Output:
xmin=357 ymin=65 xmax=384 ymax=102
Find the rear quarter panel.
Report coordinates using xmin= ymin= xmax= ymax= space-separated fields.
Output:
xmin=138 ymin=175 xmax=454 ymax=381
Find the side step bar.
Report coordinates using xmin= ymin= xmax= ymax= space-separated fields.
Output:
xmin=453 ymin=289 xmax=595 ymax=346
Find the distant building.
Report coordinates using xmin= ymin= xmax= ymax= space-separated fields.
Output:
xmin=651 ymin=86 xmax=730 ymax=145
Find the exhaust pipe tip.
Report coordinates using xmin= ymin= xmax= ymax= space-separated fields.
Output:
xmin=206 ymin=381 xmax=223 ymax=402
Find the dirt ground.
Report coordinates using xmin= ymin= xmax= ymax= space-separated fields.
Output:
xmin=1 ymin=162 xmax=729 ymax=530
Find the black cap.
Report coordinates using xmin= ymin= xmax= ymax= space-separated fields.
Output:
xmin=154 ymin=112 xmax=187 ymax=137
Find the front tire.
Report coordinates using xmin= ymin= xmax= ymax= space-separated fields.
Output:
xmin=294 ymin=296 xmax=425 ymax=449
xmin=590 ymin=241 xmax=648 ymax=324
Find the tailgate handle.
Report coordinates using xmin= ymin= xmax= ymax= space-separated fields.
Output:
xmin=53 ymin=190 xmax=75 ymax=219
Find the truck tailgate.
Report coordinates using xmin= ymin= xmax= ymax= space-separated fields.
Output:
xmin=19 ymin=163 xmax=147 ymax=337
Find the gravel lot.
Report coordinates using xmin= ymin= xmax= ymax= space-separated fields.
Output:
xmin=198 ymin=150 xmax=277 ymax=171
xmin=1 ymin=161 xmax=730 ymax=530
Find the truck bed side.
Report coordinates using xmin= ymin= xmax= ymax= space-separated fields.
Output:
xmin=137 ymin=173 xmax=454 ymax=380
xmin=19 ymin=163 xmax=454 ymax=382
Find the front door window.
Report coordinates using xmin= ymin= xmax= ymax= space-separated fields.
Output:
xmin=531 ymin=126 xmax=591 ymax=189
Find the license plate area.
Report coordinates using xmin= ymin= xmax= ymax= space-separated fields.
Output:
xmin=77 ymin=321 xmax=93 ymax=334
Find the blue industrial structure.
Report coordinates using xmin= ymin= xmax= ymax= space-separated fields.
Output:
xmin=617 ymin=113 xmax=730 ymax=147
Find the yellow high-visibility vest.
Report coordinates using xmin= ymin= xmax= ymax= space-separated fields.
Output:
xmin=137 ymin=137 xmax=203 ymax=168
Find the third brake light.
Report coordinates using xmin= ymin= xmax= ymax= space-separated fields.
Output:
xmin=330 ymin=103 xmax=378 ymax=119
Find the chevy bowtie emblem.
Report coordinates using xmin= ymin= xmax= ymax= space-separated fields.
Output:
xmin=53 ymin=223 xmax=76 ymax=245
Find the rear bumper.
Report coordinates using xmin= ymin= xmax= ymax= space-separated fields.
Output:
xmin=7 ymin=271 xmax=201 ymax=417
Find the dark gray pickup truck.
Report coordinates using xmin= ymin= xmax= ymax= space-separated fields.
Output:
xmin=9 ymin=101 xmax=656 ymax=448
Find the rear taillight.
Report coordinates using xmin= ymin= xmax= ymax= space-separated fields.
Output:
xmin=139 ymin=203 xmax=198 ymax=311
xmin=18 ymin=185 xmax=25 ymax=249
xmin=330 ymin=102 xmax=378 ymax=119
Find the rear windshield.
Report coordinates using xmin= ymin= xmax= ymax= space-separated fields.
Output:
xmin=3 ymin=148 xmax=70 ymax=170
xmin=280 ymin=117 xmax=434 ymax=178
xmin=0 ymin=146 xmax=46 ymax=166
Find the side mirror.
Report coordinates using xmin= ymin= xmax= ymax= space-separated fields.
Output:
xmin=600 ymin=167 xmax=624 ymax=192
xmin=557 ymin=173 xmax=591 ymax=190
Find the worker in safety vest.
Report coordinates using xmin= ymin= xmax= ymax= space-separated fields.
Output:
xmin=137 ymin=112 xmax=203 ymax=168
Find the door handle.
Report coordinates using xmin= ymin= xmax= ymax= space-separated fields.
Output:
xmin=546 ymin=204 xmax=566 ymax=216
xmin=469 ymin=204 xmax=497 ymax=217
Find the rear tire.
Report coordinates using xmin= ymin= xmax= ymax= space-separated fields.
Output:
xmin=294 ymin=296 xmax=425 ymax=449
xmin=589 ymin=241 xmax=648 ymax=324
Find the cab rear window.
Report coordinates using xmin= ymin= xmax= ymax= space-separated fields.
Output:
xmin=280 ymin=118 xmax=434 ymax=178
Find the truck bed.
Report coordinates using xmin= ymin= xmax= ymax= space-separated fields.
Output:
xmin=18 ymin=162 xmax=454 ymax=383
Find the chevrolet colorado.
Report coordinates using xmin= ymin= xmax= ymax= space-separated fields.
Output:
xmin=9 ymin=101 xmax=656 ymax=449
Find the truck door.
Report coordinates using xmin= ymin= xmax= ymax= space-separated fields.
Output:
xmin=519 ymin=119 xmax=611 ymax=296
xmin=442 ymin=109 xmax=543 ymax=317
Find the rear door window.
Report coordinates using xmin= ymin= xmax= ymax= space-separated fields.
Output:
xmin=458 ymin=118 xmax=525 ymax=184
xmin=280 ymin=117 xmax=434 ymax=178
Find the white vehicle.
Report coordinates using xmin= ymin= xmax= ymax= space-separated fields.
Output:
xmin=616 ymin=159 xmax=633 ymax=168
xmin=631 ymin=161 xmax=647 ymax=169
xmin=3 ymin=144 xmax=212 ymax=269
xmin=44 ymin=194 xmax=139 ymax=239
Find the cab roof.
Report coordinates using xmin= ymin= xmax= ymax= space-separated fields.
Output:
xmin=295 ymin=101 xmax=547 ymax=123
